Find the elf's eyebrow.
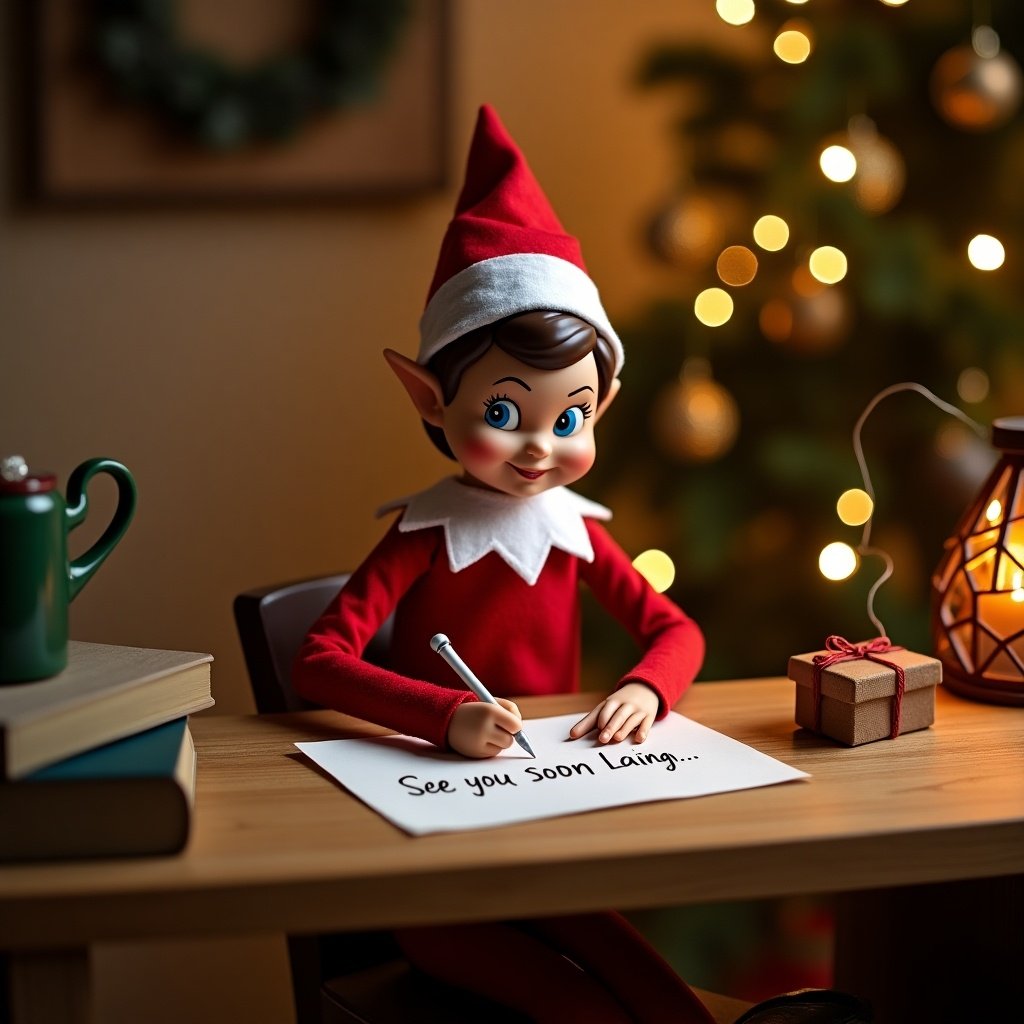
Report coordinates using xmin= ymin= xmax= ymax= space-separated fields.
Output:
xmin=492 ymin=376 xmax=531 ymax=391
xmin=568 ymin=385 xmax=595 ymax=397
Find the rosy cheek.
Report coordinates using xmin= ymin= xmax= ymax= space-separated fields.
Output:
xmin=561 ymin=442 xmax=596 ymax=476
xmin=461 ymin=435 xmax=503 ymax=463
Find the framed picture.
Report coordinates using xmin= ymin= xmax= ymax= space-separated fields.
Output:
xmin=25 ymin=0 xmax=449 ymax=204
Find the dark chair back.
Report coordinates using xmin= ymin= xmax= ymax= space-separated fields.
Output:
xmin=233 ymin=573 xmax=393 ymax=714
xmin=232 ymin=573 xmax=404 ymax=1023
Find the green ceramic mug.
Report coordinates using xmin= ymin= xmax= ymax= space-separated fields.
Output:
xmin=0 ymin=456 xmax=137 ymax=684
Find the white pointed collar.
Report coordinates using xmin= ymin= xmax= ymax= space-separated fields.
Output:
xmin=377 ymin=477 xmax=612 ymax=585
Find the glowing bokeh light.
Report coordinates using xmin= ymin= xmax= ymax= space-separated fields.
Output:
xmin=694 ymin=287 xmax=734 ymax=326
xmin=936 ymin=422 xmax=971 ymax=460
xmin=632 ymin=549 xmax=677 ymax=593
xmin=774 ymin=26 xmax=812 ymax=64
xmin=967 ymin=234 xmax=1005 ymax=270
xmin=836 ymin=488 xmax=874 ymax=526
xmin=809 ymin=246 xmax=848 ymax=284
xmin=717 ymin=245 xmax=759 ymax=286
xmin=819 ymin=542 xmax=858 ymax=581
xmin=820 ymin=144 xmax=857 ymax=182
xmin=716 ymin=0 xmax=755 ymax=26
xmin=957 ymin=366 xmax=990 ymax=403
xmin=753 ymin=214 xmax=790 ymax=251
xmin=986 ymin=499 xmax=1003 ymax=523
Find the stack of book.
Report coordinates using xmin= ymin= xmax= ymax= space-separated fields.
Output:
xmin=0 ymin=641 xmax=214 ymax=862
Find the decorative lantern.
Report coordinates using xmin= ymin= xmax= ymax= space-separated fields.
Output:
xmin=932 ymin=416 xmax=1024 ymax=705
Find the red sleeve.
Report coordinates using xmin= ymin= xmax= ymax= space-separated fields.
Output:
xmin=292 ymin=521 xmax=473 ymax=748
xmin=578 ymin=521 xmax=704 ymax=716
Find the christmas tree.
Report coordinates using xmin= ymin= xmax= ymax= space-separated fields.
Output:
xmin=586 ymin=0 xmax=1024 ymax=683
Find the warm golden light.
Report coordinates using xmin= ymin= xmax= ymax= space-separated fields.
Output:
xmin=968 ymin=234 xmax=1005 ymax=270
xmin=879 ymin=0 xmax=910 ymax=7
xmin=819 ymin=542 xmax=858 ymax=581
xmin=694 ymin=287 xmax=734 ymax=326
xmin=632 ymin=549 xmax=676 ymax=593
xmin=774 ymin=25 xmax=812 ymax=64
xmin=957 ymin=366 xmax=990 ymax=403
xmin=837 ymin=489 xmax=874 ymax=526
xmin=820 ymin=144 xmax=857 ymax=182
xmin=753 ymin=214 xmax=789 ymax=251
xmin=717 ymin=245 xmax=759 ymax=286
xmin=986 ymin=499 xmax=1003 ymax=523
xmin=716 ymin=0 xmax=755 ymax=26
xmin=809 ymin=246 xmax=848 ymax=284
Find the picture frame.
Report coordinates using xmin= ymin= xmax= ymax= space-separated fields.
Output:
xmin=25 ymin=0 xmax=450 ymax=205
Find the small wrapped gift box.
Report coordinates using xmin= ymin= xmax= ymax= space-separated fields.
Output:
xmin=788 ymin=637 xmax=942 ymax=746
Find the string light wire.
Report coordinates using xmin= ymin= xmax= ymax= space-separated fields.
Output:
xmin=851 ymin=382 xmax=987 ymax=636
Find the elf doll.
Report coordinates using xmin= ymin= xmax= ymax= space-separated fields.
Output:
xmin=294 ymin=106 xmax=712 ymax=1024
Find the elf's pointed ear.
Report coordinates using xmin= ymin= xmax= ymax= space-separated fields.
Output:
xmin=383 ymin=349 xmax=445 ymax=427
xmin=594 ymin=377 xmax=621 ymax=423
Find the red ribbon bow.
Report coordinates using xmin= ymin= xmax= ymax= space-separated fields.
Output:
xmin=811 ymin=635 xmax=907 ymax=739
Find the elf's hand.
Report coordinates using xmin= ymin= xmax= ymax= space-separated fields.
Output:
xmin=568 ymin=682 xmax=660 ymax=744
xmin=448 ymin=698 xmax=524 ymax=758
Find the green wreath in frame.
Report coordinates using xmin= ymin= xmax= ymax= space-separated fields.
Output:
xmin=92 ymin=0 xmax=411 ymax=150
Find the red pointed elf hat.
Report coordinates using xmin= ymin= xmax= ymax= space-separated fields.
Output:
xmin=418 ymin=105 xmax=623 ymax=376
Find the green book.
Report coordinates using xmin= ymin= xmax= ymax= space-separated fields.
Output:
xmin=0 ymin=717 xmax=195 ymax=862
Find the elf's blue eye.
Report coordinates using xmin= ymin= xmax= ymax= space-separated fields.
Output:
xmin=483 ymin=398 xmax=520 ymax=431
xmin=553 ymin=406 xmax=588 ymax=437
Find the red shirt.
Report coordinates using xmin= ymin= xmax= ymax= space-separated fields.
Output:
xmin=294 ymin=518 xmax=703 ymax=748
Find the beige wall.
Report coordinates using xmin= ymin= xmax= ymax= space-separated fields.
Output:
xmin=1 ymin=3 xmax=739 ymax=1021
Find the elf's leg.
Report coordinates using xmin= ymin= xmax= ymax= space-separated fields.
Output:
xmin=394 ymin=922 xmax=634 ymax=1024
xmin=523 ymin=911 xmax=717 ymax=1024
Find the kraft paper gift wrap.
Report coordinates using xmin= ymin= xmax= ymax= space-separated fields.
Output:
xmin=789 ymin=641 xmax=941 ymax=746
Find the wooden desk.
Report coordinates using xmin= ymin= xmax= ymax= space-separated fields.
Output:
xmin=2 ymin=679 xmax=1022 ymax=1023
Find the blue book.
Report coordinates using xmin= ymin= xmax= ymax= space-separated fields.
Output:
xmin=0 ymin=717 xmax=195 ymax=862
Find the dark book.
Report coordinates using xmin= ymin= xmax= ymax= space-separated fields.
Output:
xmin=0 ymin=717 xmax=195 ymax=862
xmin=0 ymin=641 xmax=213 ymax=779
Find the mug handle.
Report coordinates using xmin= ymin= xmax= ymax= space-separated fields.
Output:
xmin=66 ymin=458 xmax=138 ymax=601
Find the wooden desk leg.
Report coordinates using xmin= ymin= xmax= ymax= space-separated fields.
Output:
xmin=834 ymin=875 xmax=1023 ymax=1024
xmin=1 ymin=949 xmax=91 ymax=1024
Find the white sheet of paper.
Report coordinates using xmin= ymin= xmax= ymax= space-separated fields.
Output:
xmin=296 ymin=712 xmax=809 ymax=836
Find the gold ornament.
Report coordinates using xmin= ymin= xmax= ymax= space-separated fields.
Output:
xmin=646 ymin=190 xmax=743 ymax=269
xmin=652 ymin=358 xmax=740 ymax=462
xmin=759 ymin=267 xmax=850 ymax=353
xmin=930 ymin=34 xmax=1023 ymax=132
xmin=819 ymin=118 xmax=905 ymax=214
xmin=846 ymin=116 xmax=906 ymax=214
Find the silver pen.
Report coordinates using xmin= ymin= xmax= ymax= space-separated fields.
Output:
xmin=430 ymin=633 xmax=536 ymax=758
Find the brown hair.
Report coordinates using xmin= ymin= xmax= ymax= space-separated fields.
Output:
xmin=423 ymin=310 xmax=616 ymax=459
